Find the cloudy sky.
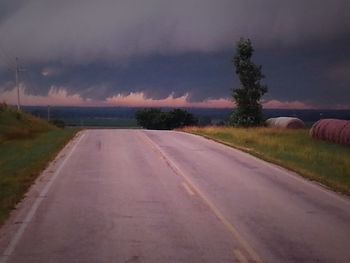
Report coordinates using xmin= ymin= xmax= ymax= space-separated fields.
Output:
xmin=0 ymin=0 xmax=349 ymax=108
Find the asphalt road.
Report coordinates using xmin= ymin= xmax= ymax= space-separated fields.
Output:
xmin=1 ymin=129 xmax=350 ymax=263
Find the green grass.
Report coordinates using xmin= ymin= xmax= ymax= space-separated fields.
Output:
xmin=0 ymin=104 xmax=78 ymax=224
xmin=181 ymin=126 xmax=350 ymax=195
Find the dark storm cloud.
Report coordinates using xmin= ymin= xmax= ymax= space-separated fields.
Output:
xmin=1 ymin=53 xmax=234 ymax=101
xmin=1 ymin=0 xmax=349 ymax=63
xmin=0 ymin=0 xmax=349 ymax=106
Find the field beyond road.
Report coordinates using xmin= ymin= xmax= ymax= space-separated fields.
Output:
xmin=0 ymin=105 xmax=78 ymax=225
xmin=182 ymin=126 xmax=350 ymax=195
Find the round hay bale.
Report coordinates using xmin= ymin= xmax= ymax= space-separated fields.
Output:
xmin=265 ymin=117 xmax=305 ymax=129
xmin=310 ymin=119 xmax=350 ymax=146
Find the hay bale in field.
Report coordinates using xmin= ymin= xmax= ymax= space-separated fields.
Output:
xmin=265 ymin=117 xmax=305 ymax=129
xmin=310 ymin=119 xmax=350 ymax=146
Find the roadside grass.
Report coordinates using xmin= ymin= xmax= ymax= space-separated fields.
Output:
xmin=0 ymin=104 xmax=78 ymax=224
xmin=181 ymin=126 xmax=350 ymax=195
xmin=0 ymin=103 xmax=52 ymax=142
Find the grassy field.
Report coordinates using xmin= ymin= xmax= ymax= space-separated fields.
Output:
xmin=0 ymin=105 xmax=78 ymax=224
xmin=182 ymin=126 xmax=350 ymax=195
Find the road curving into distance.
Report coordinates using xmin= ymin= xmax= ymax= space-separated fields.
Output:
xmin=1 ymin=129 xmax=350 ymax=263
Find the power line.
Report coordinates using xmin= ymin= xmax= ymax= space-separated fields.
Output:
xmin=0 ymin=44 xmax=30 ymax=111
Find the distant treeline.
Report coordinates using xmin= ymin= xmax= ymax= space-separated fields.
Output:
xmin=21 ymin=106 xmax=350 ymax=127
xmin=135 ymin=108 xmax=198 ymax=130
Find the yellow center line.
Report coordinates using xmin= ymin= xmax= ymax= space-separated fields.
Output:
xmin=182 ymin=181 xmax=195 ymax=196
xmin=233 ymin=249 xmax=249 ymax=263
xmin=139 ymin=131 xmax=263 ymax=263
xmin=184 ymin=177 xmax=262 ymax=263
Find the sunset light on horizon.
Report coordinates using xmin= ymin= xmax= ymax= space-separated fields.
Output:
xmin=2 ymin=86 xmax=348 ymax=110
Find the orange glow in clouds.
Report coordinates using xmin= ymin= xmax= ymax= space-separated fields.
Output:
xmin=0 ymin=87 xmax=232 ymax=108
xmin=1 ymin=86 xmax=347 ymax=109
xmin=105 ymin=92 xmax=232 ymax=108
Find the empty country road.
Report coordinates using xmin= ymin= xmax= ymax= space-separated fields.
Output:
xmin=1 ymin=129 xmax=350 ymax=263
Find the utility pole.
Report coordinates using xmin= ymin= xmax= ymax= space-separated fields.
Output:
xmin=47 ymin=105 xmax=50 ymax=122
xmin=15 ymin=57 xmax=20 ymax=111
xmin=15 ymin=57 xmax=26 ymax=111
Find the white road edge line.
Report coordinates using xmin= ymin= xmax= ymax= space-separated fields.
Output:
xmin=0 ymin=132 xmax=86 ymax=263
xmin=181 ymin=131 xmax=350 ymax=207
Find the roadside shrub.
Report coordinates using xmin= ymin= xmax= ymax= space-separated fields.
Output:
xmin=0 ymin=102 xmax=8 ymax=112
xmin=165 ymin=109 xmax=198 ymax=130
xmin=15 ymin=111 xmax=22 ymax=120
xmin=49 ymin=119 xmax=65 ymax=128
xmin=135 ymin=108 xmax=166 ymax=129
xmin=135 ymin=108 xmax=198 ymax=130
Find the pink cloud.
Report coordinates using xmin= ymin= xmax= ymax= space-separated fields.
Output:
xmin=1 ymin=87 xmax=349 ymax=109
xmin=263 ymin=99 xmax=350 ymax=110
xmin=1 ymin=87 xmax=233 ymax=108
xmin=262 ymin=99 xmax=313 ymax=109
xmin=0 ymin=86 xmax=88 ymax=106
xmin=106 ymin=92 xmax=232 ymax=108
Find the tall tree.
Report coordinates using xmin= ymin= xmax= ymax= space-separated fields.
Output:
xmin=231 ymin=38 xmax=268 ymax=126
